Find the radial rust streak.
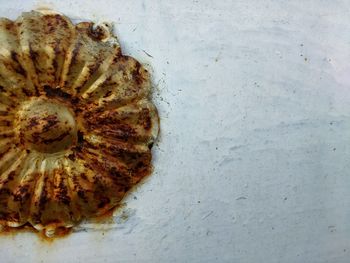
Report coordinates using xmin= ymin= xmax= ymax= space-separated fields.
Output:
xmin=10 ymin=51 xmax=27 ymax=77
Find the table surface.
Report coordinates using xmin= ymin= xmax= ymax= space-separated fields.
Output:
xmin=0 ymin=0 xmax=349 ymax=262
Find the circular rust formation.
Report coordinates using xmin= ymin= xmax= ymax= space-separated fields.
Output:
xmin=17 ymin=98 xmax=77 ymax=153
xmin=0 ymin=10 xmax=159 ymax=237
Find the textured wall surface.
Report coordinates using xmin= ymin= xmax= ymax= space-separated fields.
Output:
xmin=0 ymin=0 xmax=350 ymax=262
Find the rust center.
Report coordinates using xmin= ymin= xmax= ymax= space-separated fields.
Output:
xmin=17 ymin=98 xmax=77 ymax=153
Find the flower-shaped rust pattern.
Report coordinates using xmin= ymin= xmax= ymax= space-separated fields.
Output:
xmin=0 ymin=10 xmax=159 ymax=236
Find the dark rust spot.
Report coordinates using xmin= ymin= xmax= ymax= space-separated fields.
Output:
xmin=77 ymin=131 xmax=84 ymax=145
xmin=0 ymin=188 xmax=11 ymax=196
xmin=22 ymin=88 xmax=33 ymax=97
xmin=13 ymin=185 xmax=30 ymax=202
xmin=57 ymin=179 xmax=70 ymax=205
xmin=77 ymin=189 xmax=87 ymax=202
xmin=8 ymin=171 xmax=16 ymax=181
xmin=44 ymin=85 xmax=71 ymax=99
xmin=44 ymin=85 xmax=79 ymax=104
xmin=52 ymin=58 xmax=58 ymax=76
xmin=103 ymin=90 xmax=112 ymax=98
xmin=97 ymin=197 xmax=110 ymax=208
xmin=67 ymin=153 xmax=75 ymax=161
xmin=132 ymin=61 xmax=143 ymax=85
xmin=80 ymin=173 xmax=87 ymax=180
xmin=70 ymin=42 xmax=82 ymax=66
xmin=42 ymin=131 xmax=70 ymax=145
xmin=139 ymin=108 xmax=152 ymax=130
xmin=28 ymin=44 xmax=40 ymax=96
xmin=5 ymin=23 xmax=14 ymax=31
xmin=29 ymin=45 xmax=39 ymax=63
xmin=88 ymin=24 xmax=107 ymax=41
xmin=28 ymin=117 xmax=39 ymax=128
xmin=10 ymin=51 xmax=27 ymax=77
xmin=42 ymin=115 xmax=59 ymax=132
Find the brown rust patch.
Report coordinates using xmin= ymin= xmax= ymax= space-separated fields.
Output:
xmin=44 ymin=85 xmax=72 ymax=100
xmin=41 ymin=131 xmax=70 ymax=145
xmin=70 ymin=42 xmax=83 ymax=68
xmin=22 ymin=88 xmax=33 ymax=97
xmin=88 ymin=24 xmax=108 ymax=41
xmin=10 ymin=51 xmax=27 ymax=77
xmin=0 ymin=223 xmax=72 ymax=242
xmin=13 ymin=184 xmax=31 ymax=203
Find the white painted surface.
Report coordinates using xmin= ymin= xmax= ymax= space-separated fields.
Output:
xmin=0 ymin=0 xmax=349 ymax=262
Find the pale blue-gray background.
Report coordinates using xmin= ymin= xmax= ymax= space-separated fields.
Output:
xmin=0 ymin=0 xmax=349 ymax=262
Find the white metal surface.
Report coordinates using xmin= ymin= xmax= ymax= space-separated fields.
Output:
xmin=0 ymin=0 xmax=349 ymax=262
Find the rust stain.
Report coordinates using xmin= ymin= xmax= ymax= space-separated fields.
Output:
xmin=0 ymin=223 xmax=72 ymax=243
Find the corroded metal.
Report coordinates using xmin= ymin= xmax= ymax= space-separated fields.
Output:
xmin=0 ymin=10 xmax=159 ymax=237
